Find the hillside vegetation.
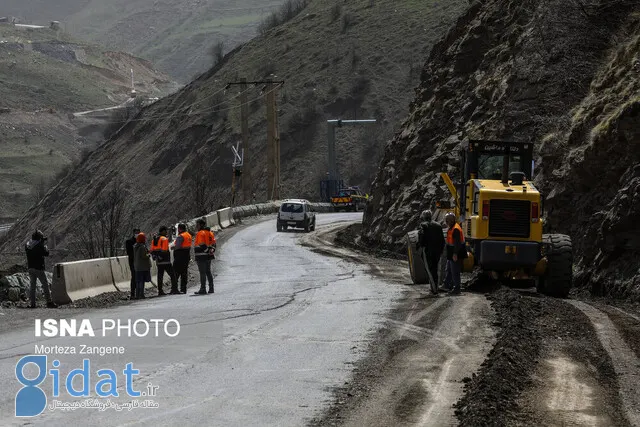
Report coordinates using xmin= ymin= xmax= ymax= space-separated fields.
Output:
xmin=0 ymin=23 xmax=177 ymax=223
xmin=2 ymin=0 xmax=288 ymax=81
xmin=0 ymin=0 xmax=467 ymax=263
xmin=361 ymin=0 xmax=640 ymax=299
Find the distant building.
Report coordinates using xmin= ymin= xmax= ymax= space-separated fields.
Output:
xmin=50 ymin=21 xmax=60 ymax=30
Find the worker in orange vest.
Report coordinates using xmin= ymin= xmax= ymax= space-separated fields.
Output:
xmin=150 ymin=226 xmax=178 ymax=296
xmin=194 ymin=217 xmax=217 ymax=295
xmin=171 ymin=223 xmax=192 ymax=294
xmin=444 ymin=212 xmax=466 ymax=295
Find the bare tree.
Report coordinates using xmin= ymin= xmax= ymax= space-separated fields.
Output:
xmin=32 ymin=177 xmax=48 ymax=203
xmin=210 ymin=41 xmax=225 ymax=66
xmin=188 ymin=157 xmax=218 ymax=217
xmin=70 ymin=175 xmax=131 ymax=259
xmin=100 ymin=176 xmax=130 ymax=257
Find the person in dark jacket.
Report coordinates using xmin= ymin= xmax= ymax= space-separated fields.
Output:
xmin=125 ymin=228 xmax=140 ymax=299
xmin=25 ymin=230 xmax=57 ymax=308
xmin=171 ymin=223 xmax=192 ymax=294
xmin=133 ymin=232 xmax=152 ymax=299
xmin=416 ymin=210 xmax=445 ymax=294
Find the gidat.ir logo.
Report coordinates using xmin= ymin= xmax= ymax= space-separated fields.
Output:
xmin=15 ymin=354 xmax=146 ymax=417
xmin=15 ymin=355 xmax=48 ymax=417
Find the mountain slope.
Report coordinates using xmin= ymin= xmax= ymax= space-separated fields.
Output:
xmin=2 ymin=0 xmax=287 ymax=82
xmin=0 ymin=0 xmax=467 ymax=263
xmin=360 ymin=0 xmax=640 ymax=298
xmin=0 ymin=23 xmax=178 ymax=223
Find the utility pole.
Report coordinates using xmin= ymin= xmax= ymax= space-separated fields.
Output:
xmin=266 ymin=79 xmax=281 ymax=200
xmin=226 ymin=79 xmax=284 ymax=201
xmin=324 ymin=119 xmax=377 ymax=201
xmin=239 ymin=78 xmax=250 ymax=203
xmin=231 ymin=142 xmax=243 ymax=206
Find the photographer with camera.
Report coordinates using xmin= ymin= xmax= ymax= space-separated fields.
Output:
xmin=25 ymin=230 xmax=57 ymax=308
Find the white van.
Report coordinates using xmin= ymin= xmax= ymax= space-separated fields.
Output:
xmin=277 ymin=199 xmax=316 ymax=232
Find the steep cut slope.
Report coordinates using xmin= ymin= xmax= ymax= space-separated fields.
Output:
xmin=0 ymin=23 xmax=177 ymax=223
xmin=361 ymin=0 xmax=640 ymax=298
xmin=2 ymin=0 xmax=288 ymax=81
xmin=0 ymin=0 xmax=467 ymax=264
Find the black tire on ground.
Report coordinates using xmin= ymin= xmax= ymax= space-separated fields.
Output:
xmin=277 ymin=222 xmax=282 ymax=232
xmin=539 ymin=234 xmax=573 ymax=298
xmin=406 ymin=231 xmax=428 ymax=285
xmin=311 ymin=219 xmax=316 ymax=231
xmin=304 ymin=220 xmax=310 ymax=233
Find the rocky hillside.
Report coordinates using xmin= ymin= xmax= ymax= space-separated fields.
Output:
xmin=0 ymin=23 xmax=178 ymax=223
xmin=0 ymin=0 xmax=467 ymax=264
xmin=361 ymin=0 xmax=640 ymax=298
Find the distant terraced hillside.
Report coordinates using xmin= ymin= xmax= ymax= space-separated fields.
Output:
xmin=0 ymin=23 xmax=178 ymax=223
xmin=2 ymin=0 xmax=287 ymax=81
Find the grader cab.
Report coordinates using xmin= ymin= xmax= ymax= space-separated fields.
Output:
xmin=407 ymin=140 xmax=572 ymax=297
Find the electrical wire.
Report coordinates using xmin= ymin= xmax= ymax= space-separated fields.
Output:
xmin=102 ymin=82 xmax=283 ymax=125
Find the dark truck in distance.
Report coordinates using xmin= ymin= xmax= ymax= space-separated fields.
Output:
xmin=331 ymin=187 xmax=369 ymax=212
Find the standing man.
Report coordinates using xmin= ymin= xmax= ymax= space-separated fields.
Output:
xmin=417 ymin=210 xmax=445 ymax=295
xmin=194 ymin=218 xmax=216 ymax=295
xmin=444 ymin=212 xmax=466 ymax=295
xmin=150 ymin=226 xmax=178 ymax=296
xmin=133 ymin=232 xmax=152 ymax=299
xmin=25 ymin=230 xmax=57 ymax=308
xmin=171 ymin=223 xmax=192 ymax=294
xmin=125 ymin=228 xmax=140 ymax=300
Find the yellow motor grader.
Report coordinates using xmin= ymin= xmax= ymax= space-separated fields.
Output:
xmin=407 ymin=140 xmax=572 ymax=297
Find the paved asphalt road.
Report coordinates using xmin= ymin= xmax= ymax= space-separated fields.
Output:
xmin=0 ymin=213 xmax=406 ymax=426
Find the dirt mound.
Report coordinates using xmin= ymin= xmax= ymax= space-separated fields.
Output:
xmin=455 ymin=288 xmax=629 ymax=426
xmin=454 ymin=289 xmax=541 ymax=425
xmin=362 ymin=0 xmax=640 ymax=299
xmin=0 ymin=264 xmax=27 ymax=276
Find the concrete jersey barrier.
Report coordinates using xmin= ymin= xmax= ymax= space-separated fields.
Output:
xmin=52 ymin=255 xmax=157 ymax=305
xmin=205 ymin=212 xmax=222 ymax=232
xmin=217 ymin=207 xmax=235 ymax=228
xmin=51 ymin=200 xmax=335 ymax=304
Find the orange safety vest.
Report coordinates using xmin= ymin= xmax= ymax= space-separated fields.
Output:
xmin=150 ymin=236 xmax=169 ymax=252
xmin=447 ymin=223 xmax=465 ymax=245
xmin=195 ymin=230 xmax=216 ymax=246
xmin=179 ymin=232 xmax=192 ymax=249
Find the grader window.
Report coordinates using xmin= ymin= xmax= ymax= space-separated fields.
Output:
xmin=477 ymin=154 xmax=523 ymax=180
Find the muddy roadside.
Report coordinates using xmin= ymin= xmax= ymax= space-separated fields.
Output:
xmin=0 ymin=215 xmax=270 ymax=334
xmin=305 ymin=222 xmax=495 ymax=426
xmin=312 ymin=221 xmax=632 ymax=427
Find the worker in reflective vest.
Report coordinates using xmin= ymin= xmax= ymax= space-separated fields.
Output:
xmin=194 ymin=217 xmax=217 ymax=295
xmin=444 ymin=212 xmax=466 ymax=295
xmin=171 ymin=223 xmax=192 ymax=294
xmin=151 ymin=226 xmax=178 ymax=295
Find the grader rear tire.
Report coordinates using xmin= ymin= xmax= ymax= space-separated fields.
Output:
xmin=406 ymin=231 xmax=428 ymax=285
xmin=540 ymin=234 xmax=573 ymax=298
